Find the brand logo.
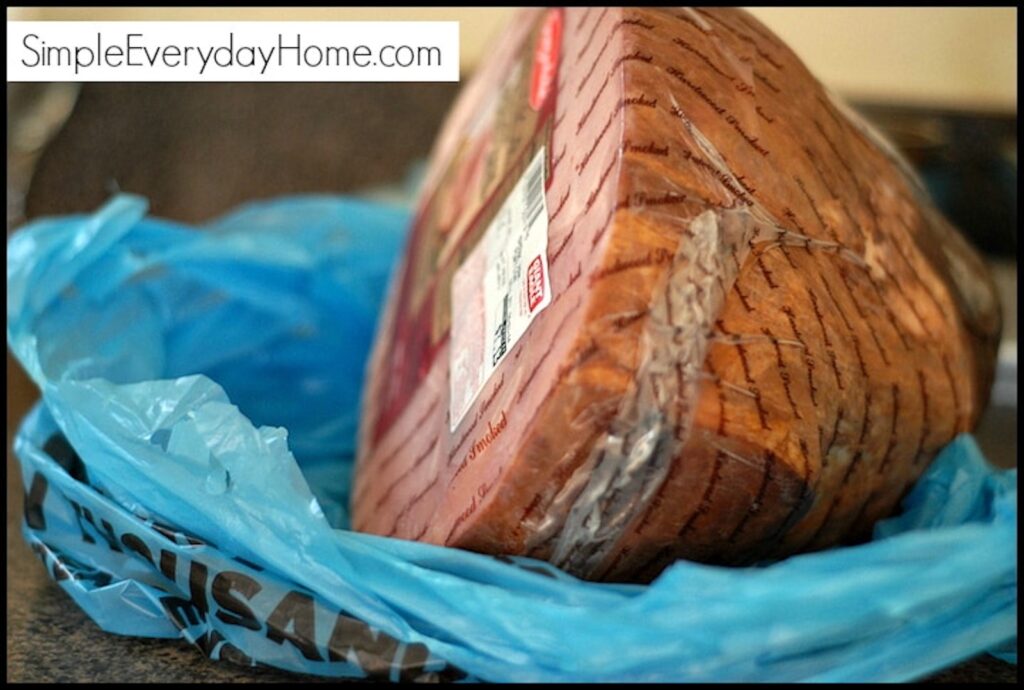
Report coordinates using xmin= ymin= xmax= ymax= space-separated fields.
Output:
xmin=528 ymin=9 xmax=562 ymax=112
xmin=526 ymin=256 xmax=545 ymax=312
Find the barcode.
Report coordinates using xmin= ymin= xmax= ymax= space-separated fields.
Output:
xmin=524 ymin=153 xmax=545 ymax=228
xmin=492 ymin=292 xmax=510 ymax=366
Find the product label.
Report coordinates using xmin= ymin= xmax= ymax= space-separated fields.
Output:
xmin=449 ymin=147 xmax=551 ymax=431
xmin=528 ymin=10 xmax=562 ymax=111
xmin=370 ymin=9 xmax=562 ymax=443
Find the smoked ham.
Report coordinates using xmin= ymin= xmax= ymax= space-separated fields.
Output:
xmin=351 ymin=7 xmax=1001 ymax=582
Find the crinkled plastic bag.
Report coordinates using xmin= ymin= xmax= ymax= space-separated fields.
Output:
xmin=7 ymin=195 xmax=1017 ymax=682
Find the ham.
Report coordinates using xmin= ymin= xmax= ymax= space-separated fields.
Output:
xmin=351 ymin=7 xmax=1001 ymax=582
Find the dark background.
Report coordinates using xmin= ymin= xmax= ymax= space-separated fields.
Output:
xmin=6 ymin=82 xmax=1017 ymax=683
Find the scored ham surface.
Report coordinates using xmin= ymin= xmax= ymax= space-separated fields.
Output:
xmin=351 ymin=7 xmax=1000 ymax=582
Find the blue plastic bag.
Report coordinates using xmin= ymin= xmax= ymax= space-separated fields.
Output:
xmin=7 ymin=195 xmax=1017 ymax=682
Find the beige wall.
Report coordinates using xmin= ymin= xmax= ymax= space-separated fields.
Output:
xmin=748 ymin=7 xmax=1016 ymax=112
xmin=8 ymin=7 xmax=1017 ymax=112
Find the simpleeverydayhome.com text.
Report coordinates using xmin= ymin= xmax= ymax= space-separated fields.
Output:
xmin=19 ymin=31 xmax=445 ymax=76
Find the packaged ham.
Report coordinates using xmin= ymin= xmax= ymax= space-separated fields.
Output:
xmin=351 ymin=7 xmax=1001 ymax=582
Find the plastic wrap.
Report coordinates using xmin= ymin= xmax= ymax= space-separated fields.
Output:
xmin=352 ymin=7 xmax=1002 ymax=582
xmin=7 ymin=193 xmax=1017 ymax=682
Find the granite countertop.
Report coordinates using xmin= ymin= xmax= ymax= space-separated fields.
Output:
xmin=5 ymin=83 xmax=1018 ymax=683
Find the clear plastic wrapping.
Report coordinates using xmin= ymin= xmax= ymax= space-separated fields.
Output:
xmin=352 ymin=7 xmax=1002 ymax=582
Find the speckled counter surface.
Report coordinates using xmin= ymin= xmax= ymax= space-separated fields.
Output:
xmin=6 ymin=83 xmax=1018 ymax=683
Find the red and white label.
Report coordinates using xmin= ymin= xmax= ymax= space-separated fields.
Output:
xmin=449 ymin=147 xmax=552 ymax=431
xmin=528 ymin=10 xmax=562 ymax=112
xmin=527 ymin=256 xmax=545 ymax=312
